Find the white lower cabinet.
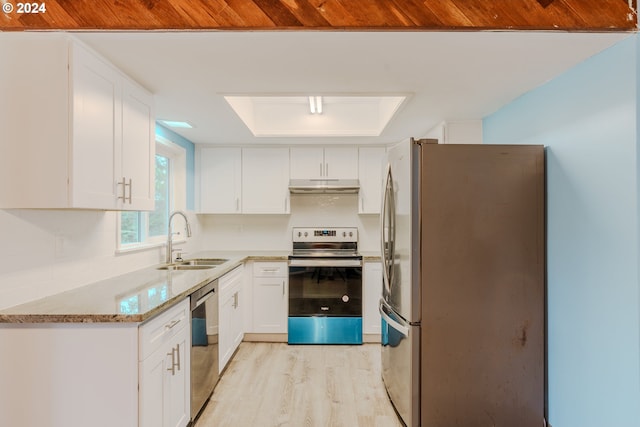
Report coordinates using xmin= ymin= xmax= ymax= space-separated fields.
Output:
xmin=363 ymin=262 xmax=383 ymax=337
xmin=250 ymin=261 xmax=288 ymax=334
xmin=0 ymin=298 xmax=191 ymax=427
xmin=219 ymin=265 xmax=245 ymax=372
xmin=139 ymin=298 xmax=190 ymax=427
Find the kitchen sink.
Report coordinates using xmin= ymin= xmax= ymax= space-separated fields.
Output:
xmin=156 ymin=264 xmax=215 ymax=271
xmin=179 ymin=258 xmax=228 ymax=266
xmin=156 ymin=258 xmax=228 ymax=271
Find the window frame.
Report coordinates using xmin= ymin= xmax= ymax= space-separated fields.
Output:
xmin=116 ymin=136 xmax=187 ymax=253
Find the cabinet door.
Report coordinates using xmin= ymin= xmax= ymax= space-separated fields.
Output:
xmin=242 ymin=148 xmax=290 ymax=214
xmin=324 ymin=146 xmax=358 ymax=179
xmin=290 ymin=147 xmax=324 ymax=179
xmin=121 ymin=79 xmax=155 ymax=211
xmin=70 ymin=42 xmax=121 ymax=209
xmin=252 ymin=277 xmax=288 ymax=333
xmin=232 ymin=288 xmax=244 ymax=349
xmin=219 ymin=291 xmax=236 ymax=373
xmin=358 ymin=147 xmax=385 ymax=214
xmin=166 ymin=327 xmax=190 ymax=427
xmin=139 ymin=347 xmax=167 ymax=427
xmin=199 ymin=147 xmax=242 ymax=213
xmin=363 ymin=262 xmax=383 ymax=336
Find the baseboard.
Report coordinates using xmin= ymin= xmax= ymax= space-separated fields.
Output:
xmin=243 ymin=333 xmax=380 ymax=344
xmin=243 ymin=333 xmax=288 ymax=343
xmin=363 ymin=333 xmax=381 ymax=343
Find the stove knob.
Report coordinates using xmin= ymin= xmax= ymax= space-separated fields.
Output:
xmin=297 ymin=231 xmax=301 ymax=237
xmin=343 ymin=231 xmax=346 ymax=237
xmin=304 ymin=232 xmax=308 ymax=237
xmin=349 ymin=232 xmax=353 ymax=237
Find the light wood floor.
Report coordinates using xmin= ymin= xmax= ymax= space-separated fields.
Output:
xmin=194 ymin=342 xmax=403 ymax=427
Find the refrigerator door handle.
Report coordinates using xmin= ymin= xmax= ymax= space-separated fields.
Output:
xmin=380 ymin=164 xmax=394 ymax=296
xmin=379 ymin=299 xmax=409 ymax=337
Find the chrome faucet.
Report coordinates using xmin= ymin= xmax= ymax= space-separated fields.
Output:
xmin=166 ymin=210 xmax=192 ymax=264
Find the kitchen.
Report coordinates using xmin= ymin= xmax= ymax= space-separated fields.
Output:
xmin=1 ymin=5 xmax=640 ymax=427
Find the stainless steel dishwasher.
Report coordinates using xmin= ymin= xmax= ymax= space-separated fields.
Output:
xmin=190 ymin=279 xmax=219 ymax=422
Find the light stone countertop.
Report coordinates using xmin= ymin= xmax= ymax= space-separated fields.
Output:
xmin=0 ymin=251 xmax=289 ymax=324
xmin=0 ymin=250 xmax=380 ymax=324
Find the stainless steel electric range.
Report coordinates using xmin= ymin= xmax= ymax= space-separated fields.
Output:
xmin=287 ymin=227 xmax=363 ymax=345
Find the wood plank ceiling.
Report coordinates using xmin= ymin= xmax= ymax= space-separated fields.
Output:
xmin=0 ymin=0 xmax=636 ymax=31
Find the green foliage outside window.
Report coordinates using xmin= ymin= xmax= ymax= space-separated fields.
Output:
xmin=120 ymin=154 xmax=171 ymax=246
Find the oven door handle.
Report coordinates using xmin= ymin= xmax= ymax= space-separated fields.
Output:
xmin=288 ymin=258 xmax=362 ymax=268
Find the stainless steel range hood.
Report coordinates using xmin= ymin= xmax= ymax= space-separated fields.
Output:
xmin=289 ymin=179 xmax=360 ymax=194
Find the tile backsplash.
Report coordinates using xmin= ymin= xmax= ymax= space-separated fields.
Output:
xmin=0 ymin=194 xmax=379 ymax=310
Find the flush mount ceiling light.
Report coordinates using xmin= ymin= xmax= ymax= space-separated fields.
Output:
xmin=309 ymin=96 xmax=323 ymax=114
xmin=224 ymin=94 xmax=407 ymax=137
xmin=158 ymin=120 xmax=195 ymax=129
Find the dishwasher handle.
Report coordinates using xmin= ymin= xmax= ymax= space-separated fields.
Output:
xmin=191 ymin=279 xmax=218 ymax=310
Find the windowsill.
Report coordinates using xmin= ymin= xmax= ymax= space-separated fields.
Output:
xmin=116 ymin=238 xmax=187 ymax=255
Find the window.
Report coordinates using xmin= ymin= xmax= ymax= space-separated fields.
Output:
xmin=118 ymin=138 xmax=186 ymax=251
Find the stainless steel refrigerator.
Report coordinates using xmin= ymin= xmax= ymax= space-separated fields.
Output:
xmin=379 ymin=138 xmax=546 ymax=427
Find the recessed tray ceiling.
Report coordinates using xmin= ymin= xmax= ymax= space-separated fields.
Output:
xmin=224 ymin=95 xmax=406 ymax=137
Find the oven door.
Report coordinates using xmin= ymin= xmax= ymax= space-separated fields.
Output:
xmin=288 ymin=258 xmax=362 ymax=316
xmin=288 ymin=257 xmax=363 ymax=344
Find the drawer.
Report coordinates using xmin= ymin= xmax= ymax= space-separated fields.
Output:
xmin=219 ymin=265 xmax=245 ymax=295
xmin=253 ymin=261 xmax=287 ymax=277
xmin=139 ymin=298 xmax=189 ymax=361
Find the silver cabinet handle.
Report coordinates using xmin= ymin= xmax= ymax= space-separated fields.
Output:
xmin=117 ymin=177 xmax=126 ymax=202
xmin=233 ymin=292 xmax=238 ymax=308
xmin=166 ymin=344 xmax=180 ymax=375
xmin=127 ymin=178 xmax=132 ymax=204
xmin=282 ymin=280 xmax=285 ymax=295
xmin=175 ymin=343 xmax=181 ymax=372
xmin=236 ymin=197 xmax=239 ymax=212
xmin=325 ymin=163 xmax=329 ymax=177
xmin=319 ymin=163 xmax=323 ymax=177
xmin=167 ymin=347 xmax=176 ymax=375
xmin=165 ymin=319 xmax=180 ymax=329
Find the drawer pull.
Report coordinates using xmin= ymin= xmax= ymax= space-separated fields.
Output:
xmin=165 ymin=319 xmax=180 ymax=329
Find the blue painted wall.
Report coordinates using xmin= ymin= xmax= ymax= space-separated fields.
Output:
xmin=484 ymin=36 xmax=640 ymax=427
xmin=155 ymin=124 xmax=195 ymax=211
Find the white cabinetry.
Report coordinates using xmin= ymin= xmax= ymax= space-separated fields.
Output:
xmin=0 ymin=33 xmax=154 ymax=210
xmin=139 ymin=298 xmax=190 ymax=427
xmin=290 ymin=146 xmax=358 ymax=180
xmin=0 ymin=299 xmax=191 ymax=427
xmin=358 ymin=147 xmax=386 ymax=214
xmin=198 ymin=147 xmax=242 ymax=213
xmin=198 ymin=147 xmax=290 ymax=214
xmin=250 ymin=262 xmax=288 ymax=334
xmin=219 ymin=265 xmax=245 ymax=372
xmin=363 ymin=262 xmax=383 ymax=337
xmin=242 ymin=148 xmax=290 ymax=214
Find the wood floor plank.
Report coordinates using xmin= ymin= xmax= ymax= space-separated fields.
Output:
xmin=195 ymin=342 xmax=402 ymax=427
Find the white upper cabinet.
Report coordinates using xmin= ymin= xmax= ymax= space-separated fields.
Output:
xmin=198 ymin=147 xmax=242 ymax=214
xmin=198 ymin=147 xmax=290 ymax=214
xmin=358 ymin=147 xmax=386 ymax=214
xmin=121 ymin=79 xmax=155 ymax=211
xmin=0 ymin=34 xmax=155 ymax=210
xmin=242 ymin=148 xmax=290 ymax=214
xmin=323 ymin=146 xmax=358 ymax=179
xmin=290 ymin=146 xmax=358 ymax=180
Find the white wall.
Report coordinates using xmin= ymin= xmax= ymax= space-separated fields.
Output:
xmin=483 ymin=35 xmax=640 ymax=427
xmin=0 ymin=209 xmax=201 ymax=310
xmin=197 ymin=193 xmax=380 ymax=252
